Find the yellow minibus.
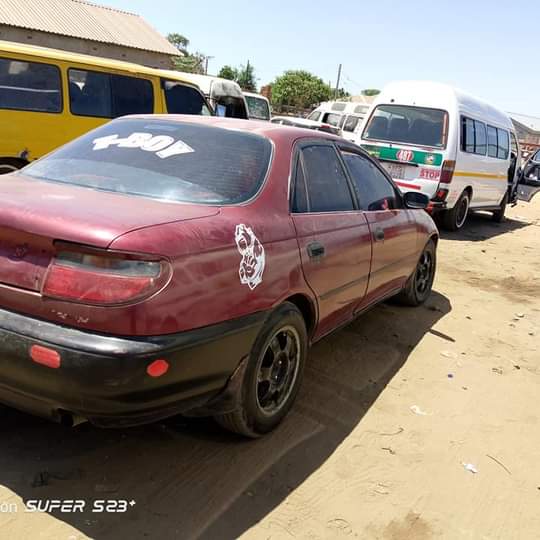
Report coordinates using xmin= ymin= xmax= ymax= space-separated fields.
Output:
xmin=0 ymin=41 xmax=212 ymax=174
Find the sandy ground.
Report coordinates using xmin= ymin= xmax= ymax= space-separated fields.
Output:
xmin=0 ymin=197 xmax=539 ymax=540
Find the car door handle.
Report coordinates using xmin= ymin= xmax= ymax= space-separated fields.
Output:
xmin=374 ymin=228 xmax=385 ymax=242
xmin=307 ymin=242 xmax=325 ymax=258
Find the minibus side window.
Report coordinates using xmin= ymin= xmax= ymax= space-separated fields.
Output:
xmin=487 ymin=126 xmax=498 ymax=158
xmin=474 ymin=120 xmax=487 ymax=155
xmin=461 ymin=117 xmax=476 ymax=153
xmin=69 ymin=69 xmax=153 ymax=118
xmin=112 ymin=75 xmax=153 ymax=117
xmin=0 ymin=57 xmax=61 ymax=113
xmin=497 ymin=129 xmax=509 ymax=160
xmin=69 ymin=69 xmax=111 ymax=117
xmin=163 ymin=81 xmax=211 ymax=115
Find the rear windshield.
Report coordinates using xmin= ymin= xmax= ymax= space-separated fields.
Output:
xmin=245 ymin=95 xmax=270 ymax=121
xmin=23 ymin=118 xmax=272 ymax=205
xmin=363 ymin=104 xmax=447 ymax=148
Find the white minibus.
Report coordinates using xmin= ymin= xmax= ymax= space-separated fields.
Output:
xmin=308 ymin=101 xmax=370 ymax=141
xmin=356 ymin=81 xmax=521 ymax=230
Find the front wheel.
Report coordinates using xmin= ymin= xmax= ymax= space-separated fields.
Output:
xmin=442 ymin=191 xmax=470 ymax=231
xmin=395 ymin=240 xmax=437 ymax=306
xmin=215 ymin=302 xmax=308 ymax=438
xmin=492 ymin=192 xmax=508 ymax=223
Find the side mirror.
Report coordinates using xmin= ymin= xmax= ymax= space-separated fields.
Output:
xmin=403 ymin=191 xmax=430 ymax=209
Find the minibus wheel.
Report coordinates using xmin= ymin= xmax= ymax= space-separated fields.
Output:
xmin=442 ymin=191 xmax=470 ymax=231
xmin=0 ymin=159 xmax=24 ymax=175
xmin=492 ymin=192 xmax=508 ymax=223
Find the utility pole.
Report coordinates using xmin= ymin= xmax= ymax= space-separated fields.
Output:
xmin=204 ymin=56 xmax=214 ymax=75
xmin=334 ymin=64 xmax=342 ymax=100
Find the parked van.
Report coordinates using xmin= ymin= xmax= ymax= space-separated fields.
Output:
xmin=243 ymin=91 xmax=271 ymax=120
xmin=356 ymin=81 xmax=521 ymax=230
xmin=308 ymin=101 xmax=370 ymax=141
xmin=0 ymin=41 xmax=212 ymax=174
xmin=169 ymin=72 xmax=249 ymax=119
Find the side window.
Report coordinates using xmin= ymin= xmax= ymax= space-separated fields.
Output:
xmin=69 ymin=70 xmax=154 ymax=118
xmin=69 ymin=69 xmax=111 ymax=117
xmin=322 ymin=113 xmax=342 ymax=127
xmin=487 ymin=125 xmax=498 ymax=158
xmin=461 ymin=117 xmax=475 ymax=153
xmin=474 ymin=120 xmax=487 ymax=155
xmin=497 ymin=129 xmax=509 ymax=159
xmin=307 ymin=111 xmax=321 ymax=121
xmin=292 ymin=158 xmax=308 ymax=213
xmin=343 ymin=115 xmax=360 ymax=133
xmin=163 ymin=81 xmax=211 ymax=115
xmin=0 ymin=57 xmax=61 ymax=113
xmin=300 ymin=145 xmax=355 ymax=212
xmin=341 ymin=151 xmax=399 ymax=211
xmin=111 ymin=75 xmax=153 ymax=117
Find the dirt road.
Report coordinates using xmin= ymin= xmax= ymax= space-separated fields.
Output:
xmin=1 ymin=198 xmax=539 ymax=540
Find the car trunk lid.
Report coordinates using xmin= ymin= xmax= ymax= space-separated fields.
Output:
xmin=0 ymin=174 xmax=218 ymax=292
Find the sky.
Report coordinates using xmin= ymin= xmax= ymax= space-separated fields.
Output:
xmin=105 ymin=0 xmax=540 ymax=117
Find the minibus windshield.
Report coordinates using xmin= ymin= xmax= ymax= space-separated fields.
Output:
xmin=363 ymin=105 xmax=447 ymax=148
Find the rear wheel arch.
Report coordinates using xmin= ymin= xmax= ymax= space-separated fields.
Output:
xmin=282 ymin=294 xmax=317 ymax=340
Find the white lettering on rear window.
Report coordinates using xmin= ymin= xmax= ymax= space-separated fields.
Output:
xmin=92 ymin=132 xmax=195 ymax=159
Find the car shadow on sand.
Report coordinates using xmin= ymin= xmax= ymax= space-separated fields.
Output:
xmin=0 ymin=292 xmax=451 ymax=540
xmin=438 ymin=212 xmax=531 ymax=242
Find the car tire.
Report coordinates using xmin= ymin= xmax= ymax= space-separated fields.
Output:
xmin=492 ymin=192 xmax=508 ymax=223
xmin=215 ymin=302 xmax=308 ymax=438
xmin=395 ymin=240 xmax=437 ymax=307
xmin=0 ymin=159 xmax=23 ymax=175
xmin=442 ymin=191 xmax=470 ymax=231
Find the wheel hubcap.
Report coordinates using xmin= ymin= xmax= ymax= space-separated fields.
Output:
xmin=415 ymin=251 xmax=433 ymax=295
xmin=256 ymin=326 xmax=300 ymax=416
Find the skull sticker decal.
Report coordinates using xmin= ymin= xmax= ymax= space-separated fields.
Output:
xmin=235 ymin=224 xmax=265 ymax=290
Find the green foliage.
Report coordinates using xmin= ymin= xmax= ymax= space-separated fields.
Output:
xmin=361 ymin=88 xmax=381 ymax=96
xmin=336 ymin=88 xmax=351 ymax=99
xmin=217 ymin=62 xmax=257 ymax=91
xmin=218 ymin=65 xmax=238 ymax=81
xmin=271 ymin=70 xmax=332 ymax=108
xmin=167 ymin=33 xmax=206 ymax=75
xmin=236 ymin=62 xmax=257 ymax=92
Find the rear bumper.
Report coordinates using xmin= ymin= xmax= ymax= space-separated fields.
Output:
xmin=0 ymin=308 xmax=267 ymax=427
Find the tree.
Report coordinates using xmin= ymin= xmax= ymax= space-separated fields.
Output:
xmin=167 ymin=33 xmax=206 ymax=75
xmin=217 ymin=62 xmax=257 ymax=91
xmin=361 ymin=89 xmax=381 ymax=96
xmin=218 ymin=65 xmax=238 ymax=81
xmin=236 ymin=62 xmax=257 ymax=92
xmin=271 ymin=70 xmax=332 ymax=108
xmin=336 ymin=88 xmax=351 ymax=100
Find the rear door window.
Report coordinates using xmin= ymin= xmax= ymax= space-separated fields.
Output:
xmin=23 ymin=118 xmax=272 ymax=205
xmin=299 ymin=145 xmax=355 ymax=212
xmin=163 ymin=81 xmax=211 ymax=115
xmin=0 ymin=57 xmax=61 ymax=113
xmin=69 ymin=69 xmax=153 ymax=118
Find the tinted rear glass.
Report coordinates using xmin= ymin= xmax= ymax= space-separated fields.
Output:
xmin=363 ymin=104 xmax=447 ymax=148
xmin=23 ymin=118 xmax=272 ymax=205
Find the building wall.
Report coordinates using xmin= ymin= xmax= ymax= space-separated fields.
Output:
xmin=0 ymin=26 xmax=175 ymax=69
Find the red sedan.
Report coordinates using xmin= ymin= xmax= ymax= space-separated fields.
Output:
xmin=0 ymin=116 xmax=438 ymax=437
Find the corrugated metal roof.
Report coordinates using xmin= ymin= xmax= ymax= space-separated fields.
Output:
xmin=510 ymin=113 xmax=540 ymax=134
xmin=0 ymin=0 xmax=179 ymax=55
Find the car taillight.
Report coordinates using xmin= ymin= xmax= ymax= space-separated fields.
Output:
xmin=440 ymin=160 xmax=456 ymax=184
xmin=43 ymin=249 xmax=168 ymax=305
